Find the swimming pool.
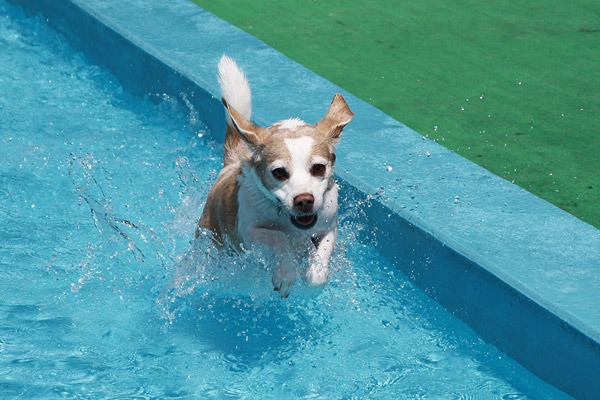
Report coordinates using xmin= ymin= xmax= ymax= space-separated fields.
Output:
xmin=2 ymin=0 xmax=597 ymax=398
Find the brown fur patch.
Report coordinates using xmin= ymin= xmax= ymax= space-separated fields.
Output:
xmin=250 ymin=125 xmax=337 ymax=191
xmin=198 ymin=164 xmax=242 ymax=248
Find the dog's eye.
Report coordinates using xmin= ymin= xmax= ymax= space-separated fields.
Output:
xmin=271 ymin=167 xmax=289 ymax=181
xmin=310 ymin=163 xmax=326 ymax=177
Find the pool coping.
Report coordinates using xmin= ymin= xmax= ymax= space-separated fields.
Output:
xmin=11 ymin=0 xmax=600 ymax=398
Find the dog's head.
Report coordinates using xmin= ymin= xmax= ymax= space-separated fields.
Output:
xmin=225 ymin=94 xmax=353 ymax=230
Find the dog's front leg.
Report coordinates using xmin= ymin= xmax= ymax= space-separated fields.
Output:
xmin=246 ymin=227 xmax=296 ymax=298
xmin=306 ymin=228 xmax=337 ymax=287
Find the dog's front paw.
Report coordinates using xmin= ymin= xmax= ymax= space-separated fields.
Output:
xmin=305 ymin=263 xmax=330 ymax=287
xmin=272 ymin=264 xmax=297 ymax=299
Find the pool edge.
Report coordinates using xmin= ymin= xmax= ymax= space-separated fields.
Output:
xmin=10 ymin=0 xmax=600 ymax=398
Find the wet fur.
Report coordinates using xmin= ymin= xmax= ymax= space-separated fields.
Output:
xmin=198 ymin=55 xmax=353 ymax=298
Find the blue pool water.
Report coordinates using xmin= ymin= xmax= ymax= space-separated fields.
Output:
xmin=0 ymin=3 xmax=570 ymax=398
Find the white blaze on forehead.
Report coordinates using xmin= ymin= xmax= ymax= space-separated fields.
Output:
xmin=275 ymin=135 xmax=330 ymax=212
xmin=274 ymin=118 xmax=307 ymax=131
xmin=284 ymin=136 xmax=314 ymax=169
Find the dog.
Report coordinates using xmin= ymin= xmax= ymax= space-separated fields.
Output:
xmin=197 ymin=55 xmax=353 ymax=298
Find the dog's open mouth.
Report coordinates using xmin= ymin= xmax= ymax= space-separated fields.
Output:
xmin=291 ymin=214 xmax=318 ymax=230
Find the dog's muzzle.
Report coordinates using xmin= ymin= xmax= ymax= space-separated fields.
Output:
xmin=289 ymin=193 xmax=318 ymax=229
xmin=291 ymin=214 xmax=318 ymax=230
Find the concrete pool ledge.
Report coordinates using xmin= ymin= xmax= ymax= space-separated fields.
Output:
xmin=11 ymin=0 xmax=600 ymax=397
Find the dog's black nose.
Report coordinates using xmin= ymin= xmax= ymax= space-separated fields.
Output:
xmin=293 ymin=193 xmax=314 ymax=213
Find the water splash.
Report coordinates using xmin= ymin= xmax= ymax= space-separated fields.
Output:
xmin=0 ymin=4 xmax=569 ymax=397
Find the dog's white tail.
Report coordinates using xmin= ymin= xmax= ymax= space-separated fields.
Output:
xmin=218 ymin=55 xmax=252 ymax=120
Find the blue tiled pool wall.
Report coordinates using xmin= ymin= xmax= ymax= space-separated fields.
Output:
xmin=10 ymin=0 xmax=600 ymax=398
xmin=339 ymin=181 xmax=600 ymax=398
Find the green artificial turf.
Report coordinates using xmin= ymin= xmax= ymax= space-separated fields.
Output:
xmin=192 ymin=0 xmax=600 ymax=228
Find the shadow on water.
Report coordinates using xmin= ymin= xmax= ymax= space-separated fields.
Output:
xmin=177 ymin=296 xmax=321 ymax=367
xmin=158 ymin=237 xmax=337 ymax=369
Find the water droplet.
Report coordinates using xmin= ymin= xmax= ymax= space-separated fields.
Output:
xmin=480 ymin=94 xmax=485 ymax=100
xmin=460 ymin=106 xmax=465 ymax=111
xmin=426 ymin=152 xmax=431 ymax=157
xmin=433 ymin=125 xmax=438 ymax=131
xmin=386 ymin=166 xmax=393 ymax=172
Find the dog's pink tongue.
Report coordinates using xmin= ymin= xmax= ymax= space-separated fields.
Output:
xmin=296 ymin=215 xmax=315 ymax=225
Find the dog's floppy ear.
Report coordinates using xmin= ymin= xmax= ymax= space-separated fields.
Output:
xmin=315 ymin=94 xmax=354 ymax=141
xmin=223 ymin=98 xmax=264 ymax=149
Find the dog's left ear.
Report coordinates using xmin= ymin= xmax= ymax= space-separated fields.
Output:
xmin=315 ymin=94 xmax=354 ymax=142
xmin=223 ymin=98 xmax=265 ymax=150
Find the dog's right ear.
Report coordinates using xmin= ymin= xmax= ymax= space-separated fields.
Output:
xmin=223 ymin=98 xmax=264 ymax=149
xmin=315 ymin=93 xmax=354 ymax=144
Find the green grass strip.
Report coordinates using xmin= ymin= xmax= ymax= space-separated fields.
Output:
xmin=192 ymin=0 xmax=600 ymax=228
